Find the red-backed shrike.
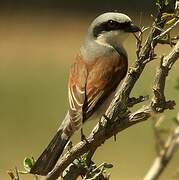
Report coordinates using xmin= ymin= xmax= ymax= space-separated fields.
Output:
xmin=30 ymin=12 xmax=140 ymax=176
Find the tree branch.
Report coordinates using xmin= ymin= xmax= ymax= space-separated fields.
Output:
xmin=151 ymin=40 xmax=179 ymax=112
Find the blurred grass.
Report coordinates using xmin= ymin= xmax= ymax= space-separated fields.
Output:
xmin=0 ymin=12 xmax=178 ymax=180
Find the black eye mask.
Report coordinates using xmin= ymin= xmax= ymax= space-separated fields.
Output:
xmin=93 ymin=20 xmax=131 ymax=38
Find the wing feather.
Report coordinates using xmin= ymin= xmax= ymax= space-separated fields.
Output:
xmin=64 ymin=52 xmax=128 ymax=136
xmin=84 ymin=52 xmax=128 ymax=118
xmin=65 ymin=55 xmax=87 ymax=135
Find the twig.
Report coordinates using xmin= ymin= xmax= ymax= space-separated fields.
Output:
xmin=7 ymin=170 xmax=16 ymax=180
xmin=7 ymin=168 xmax=20 ymax=180
xmin=60 ymin=148 xmax=97 ymax=180
xmin=151 ymin=115 xmax=165 ymax=155
xmin=143 ymin=126 xmax=179 ymax=180
xmin=157 ymin=38 xmax=176 ymax=46
xmin=144 ymin=110 xmax=179 ymax=180
xmin=133 ymin=26 xmax=149 ymax=59
xmin=15 ymin=168 xmax=20 ymax=180
xmin=127 ymin=95 xmax=149 ymax=107
xmin=154 ymin=19 xmax=179 ymax=41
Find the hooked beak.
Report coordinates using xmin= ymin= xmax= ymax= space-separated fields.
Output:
xmin=124 ymin=23 xmax=140 ymax=33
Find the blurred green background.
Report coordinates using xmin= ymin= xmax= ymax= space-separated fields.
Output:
xmin=0 ymin=1 xmax=179 ymax=180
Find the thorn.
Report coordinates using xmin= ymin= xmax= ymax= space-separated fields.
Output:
xmin=113 ymin=134 xmax=117 ymax=142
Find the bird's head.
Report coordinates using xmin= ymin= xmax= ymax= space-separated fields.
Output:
xmin=88 ymin=12 xmax=140 ymax=46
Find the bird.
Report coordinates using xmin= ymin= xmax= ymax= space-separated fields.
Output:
xmin=30 ymin=12 xmax=140 ymax=176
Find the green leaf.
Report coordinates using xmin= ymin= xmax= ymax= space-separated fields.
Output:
xmin=23 ymin=157 xmax=34 ymax=172
xmin=166 ymin=17 xmax=177 ymax=24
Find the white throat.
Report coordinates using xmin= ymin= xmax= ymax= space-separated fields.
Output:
xmin=95 ymin=30 xmax=128 ymax=48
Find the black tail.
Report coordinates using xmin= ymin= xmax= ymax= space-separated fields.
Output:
xmin=30 ymin=130 xmax=68 ymax=176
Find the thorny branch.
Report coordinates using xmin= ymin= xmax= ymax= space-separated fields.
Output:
xmin=154 ymin=18 xmax=179 ymax=41
xmin=45 ymin=6 xmax=179 ymax=180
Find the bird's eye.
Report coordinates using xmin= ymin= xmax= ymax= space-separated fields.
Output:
xmin=107 ymin=20 xmax=118 ymax=29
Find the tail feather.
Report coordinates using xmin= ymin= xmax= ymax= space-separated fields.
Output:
xmin=30 ymin=130 xmax=68 ymax=176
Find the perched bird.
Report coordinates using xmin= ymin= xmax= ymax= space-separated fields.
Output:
xmin=30 ymin=12 xmax=140 ymax=176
